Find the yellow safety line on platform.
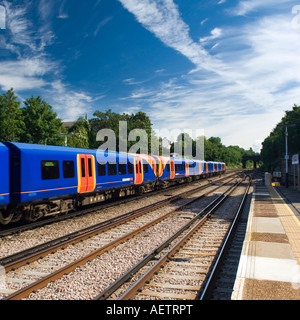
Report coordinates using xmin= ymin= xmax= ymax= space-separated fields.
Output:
xmin=272 ymin=187 xmax=300 ymax=228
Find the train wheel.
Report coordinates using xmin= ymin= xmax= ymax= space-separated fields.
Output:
xmin=24 ymin=205 xmax=48 ymax=223
xmin=11 ymin=211 xmax=22 ymax=223
xmin=0 ymin=210 xmax=14 ymax=225
xmin=137 ymin=186 xmax=145 ymax=195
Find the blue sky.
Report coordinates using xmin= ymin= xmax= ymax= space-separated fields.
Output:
xmin=0 ymin=0 xmax=300 ymax=152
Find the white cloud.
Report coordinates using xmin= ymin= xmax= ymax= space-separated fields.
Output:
xmin=0 ymin=5 xmax=6 ymax=29
xmin=2 ymin=1 xmax=54 ymax=54
xmin=50 ymin=81 xmax=104 ymax=121
xmin=231 ymin=0 xmax=295 ymax=16
xmin=0 ymin=1 xmax=97 ymax=122
xmin=94 ymin=16 xmax=113 ymax=36
xmin=57 ymin=0 xmax=69 ymax=19
xmin=118 ymin=0 xmax=209 ymax=68
xmin=0 ymin=58 xmax=55 ymax=91
xmin=0 ymin=2 xmax=57 ymax=92
xmin=117 ymin=0 xmax=300 ymax=149
xmin=201 ymin=18 xmax=208 ymax=25
xmin=200 ymin=28 xmax=222 ymax=43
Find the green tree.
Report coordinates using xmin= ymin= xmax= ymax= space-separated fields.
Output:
xmin=171 ymin=133 xmax=194 ymax=158
xmin=21 ymin=96 xmax=64 ymax=145
xmin=89 ymin=109 xmax=153 ymax=152
xmin=89 ymin=109 xmax=125 ymax=149
xmin=261 ymin=104 xmax=300 ymax=171
xmin=0 ymin=88 xmax=24 ymax=141
xmin=127 ymin=111 xmax=153 ymax=153
xmin=67 ymin=116 xmax=90 ymax=148
xmin=204 ymin=137 xmax=222 ymax=161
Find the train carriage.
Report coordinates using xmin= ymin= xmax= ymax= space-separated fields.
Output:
xmin=0 ymin=142 xmax=226 ymax=225
xmin=3 ymin=143 xmax=156 ymax=222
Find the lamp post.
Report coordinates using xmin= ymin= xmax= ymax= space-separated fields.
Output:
xmin=277 ymin=124 xmax=296 ymax=188
xmin=59 ymin=132 xmax=73 ymax=146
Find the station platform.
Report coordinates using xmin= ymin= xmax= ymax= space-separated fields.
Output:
xmin=232 ymin=182 xmax=300 ymax=300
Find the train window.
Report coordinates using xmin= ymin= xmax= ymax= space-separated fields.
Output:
xmin=63 ymin=161 xmax=75 ymax=178
xmin=171 ymin=162 xmax=174 ymax=172
xmin=88 ymin=158 xmax=92 ymax=177
xmin=128 ymin=162 xmax=134 ymax=174
xmin=97 ymin=163 xmax=106 ymax=176
xmin=81 ymin=158 xmax=86 ymax=177
xmin=108 ymin=163 xmax=117 ymax=175
xmin=41 ymin=160 xmax=59 ymax=180
xmin=166 ymin=164 xmax=170 ymax=172
xmin=135 ymin=162 xmax=140 ymax=174
xmin=143 ymin=163 xmax=148 ymax=173
xmin=119 ymin=163 xmax=127 ymax=175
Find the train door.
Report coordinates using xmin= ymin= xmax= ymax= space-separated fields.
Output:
xmin=77 ymin=154 xmax=96 ymax=193
xmin=170 ymin=160 xmax=175 ymax=179
xmin=151 ymin=158 xmax=156 ymax=177
xmin=199 ymin=162 xmax=203 ymax=175
xmin=185 ymin=161 xmax=189 ymax=176
xmin=134 ymin=158 xmax=143 ymax=184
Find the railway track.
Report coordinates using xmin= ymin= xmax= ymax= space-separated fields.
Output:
xmin=0 ymin=173 xmax=238 ymax=264
xmin=98 ymin=177 xmax=252 ymax=300
xmin=201 ymin=173 xmax=260 ymax=300
xmin=0 ymin=173 xmax=244 ymax=300
xmin=0 ymin=170 xmax=240 ymax=238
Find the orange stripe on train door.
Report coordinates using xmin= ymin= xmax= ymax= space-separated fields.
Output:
xmin=134 ymin=158 xmax=143 ymax=184
xmin=77 ymin=154 xmax=96 ymax=193
xmin=185 ymin=161 xmax=189 ymax=176
xmin=170 ymin=160 xmax=175 ymax=179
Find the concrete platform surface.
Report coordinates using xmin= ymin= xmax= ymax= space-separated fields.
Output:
xmin=232 ymin=182 xmax=300 ymax=300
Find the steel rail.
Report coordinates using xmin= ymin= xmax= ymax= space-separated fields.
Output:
xmin=2 ymin=177 xmax=238 ymax=300
xmin=1 ymin=174 xmax=237 ymax=269
xmin=0 ymin=170 xmax=239 ymax=237
xmin=115 ymin=180 xmax=243 ymax=300
xmin=198 ymin=177 xmax=252 ymax=300
xmin=94 ymin=179 xmax=241 ymax=300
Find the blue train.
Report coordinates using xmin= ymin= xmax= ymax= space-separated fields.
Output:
xmin=0 ymin=142 xmax=225 ymax=225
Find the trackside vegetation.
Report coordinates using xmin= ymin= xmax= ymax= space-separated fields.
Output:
xmin=261 ymin=104 xmax=300 ymax=172
xmin=0 ymin=88 xmax=258 ymax=168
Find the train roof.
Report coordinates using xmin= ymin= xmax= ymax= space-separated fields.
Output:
xmin=3 ymin=143 xmax=225 ymax=164
xmin=5 ymin=142 xmax=94 ymax=154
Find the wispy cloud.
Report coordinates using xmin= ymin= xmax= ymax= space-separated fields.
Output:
xmin=231 ymin=0 xmax=295 ymax=16
xmin=200 ymin=18 xmax=208 ymax=25
xmin=94 ymin=16 xmax=113 ymax=36
xmin=57 ymin=0 xmax=69 ymax=19
xmin=200 ymin=28 xmax=222 ymax=43
xmin=0 ymin=5 xmax=6 ymax=29
xmin=0 ymin=1 xmax=56 ymax=91
xmin=117 ymin=0 xmax=300 ymax=151
xmin=0 ymin=1 xmax=95 ymax=121
xmin=0 ymin=58 xmax=56 ymax=91
xmin=118 ymin=0 xmax=210 ymax=68
xmin=2 ymin=1 xmax=54 ymax=55
xmin=50 ymin=81 xmax=104 ymax=121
